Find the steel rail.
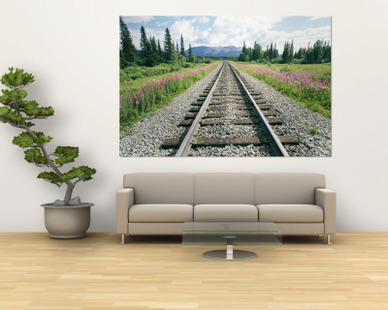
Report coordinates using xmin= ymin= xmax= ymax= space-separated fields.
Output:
xmin=228 ymin=62 xmax=289 ymax=157
xmin=175 ymin=61 xmax=225 ymax=157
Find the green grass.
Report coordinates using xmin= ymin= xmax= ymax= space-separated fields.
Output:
xmin=233 ymin=61 xmax=331 ymax=119
xmin=120 ymin=63 xmax=215 ymax=98
xmin=306 ymin=126 xmax=318 ymax=135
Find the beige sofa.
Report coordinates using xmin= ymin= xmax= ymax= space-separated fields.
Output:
xmin=116 ymin=173 xmax=336 ymax=244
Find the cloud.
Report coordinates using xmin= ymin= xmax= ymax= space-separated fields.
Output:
xmin=309 ymin=16 xmax=329 ymax=21
xmin=198 ymin=16 xmax=210 ymax=24
xmin=170 ymin=18 xmax=200 ymax=47
xmin=202 ymin=16 xmax=283 ymax=47
xmin=121 ymin=16 xmax=154 ymax=24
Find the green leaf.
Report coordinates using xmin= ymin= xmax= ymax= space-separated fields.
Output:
xmin=24 ymin=148 xmax=48 ymax=165
xmin=12 ymin=132 xmax=53 ymax=148
xmin=0 ymin=106 xmax=24 ymax=124
xmin=0 ymin=89 xmax=28 ymax=106
xmin=21 ymin=100 xmax=54 ymax=118
xmin=12 ymin=132 xmax=34 ymax=147
xmin=0 ymin=67 xmax=35 ymax=88
xmin=34 ymin=106 xmax=55 ymax=118
xmin=54 ymin=146 xmax=79 ymax=165
xmin=37 ymin=171 xmax=62 ymax=186
xmin=62 ymin=166 xmax=97 ymax=181
xmin=33 ymin=132 xmax=53 ymax=145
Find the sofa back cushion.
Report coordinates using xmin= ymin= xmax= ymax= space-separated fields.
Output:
xmin=123 ymin=173 xmax=194 ymax=204
xmin=255 ymin=173 xmax=326 ymax=204
xmin=194 ymin=173 xmax=255 ymax=204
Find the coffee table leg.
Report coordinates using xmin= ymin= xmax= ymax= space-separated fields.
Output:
xmin=226 ymin=244 xmax=234 ymax=260
xmin=203 ymin=235 xmax=257 ymax=260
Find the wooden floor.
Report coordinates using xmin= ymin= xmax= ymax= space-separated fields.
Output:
xmin=1 ymin=233 xmax=388 ymax=310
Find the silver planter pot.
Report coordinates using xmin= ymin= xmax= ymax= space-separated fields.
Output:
xmin=41 ymin=203 xmax=94 ymax=239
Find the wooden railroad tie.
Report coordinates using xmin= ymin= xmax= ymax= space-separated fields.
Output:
xmin=189 ymin=106 xmax=201 ymax=112
xmin=180 ymin=117 xmax=283 ymax=126
xmin=193 ymin=137 xmax=261 ymax=146
xmin=185 ymin=111 xmax=276 ymax=120
xmin=161 ymin=135 xmax=299 ymax=149
xmin=258 ymin=104 xmax=270 ymax=110
xmin=201 ymin=119 xmax=259 ymax=125
xmin=204 ymin=112 xmax=255 ymax=118
xmin=184 ymin=113 xmax=198 ymax=119
xmin=266 ymin=118 xmax=283 ymax=125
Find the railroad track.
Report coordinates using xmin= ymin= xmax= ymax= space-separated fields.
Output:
xmin=162 ymin=61 xmax=299 ymax=157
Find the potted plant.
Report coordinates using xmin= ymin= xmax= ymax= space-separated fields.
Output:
xmin=0 ymin=67 xmax=96 ymax=238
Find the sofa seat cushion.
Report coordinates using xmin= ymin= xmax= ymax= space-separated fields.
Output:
xmin=194 ymin=204 xmax=258 ymax=221
xmin=129 ymin=204 xmax=193 ymax=223
xmin=257 ymin=204 xmax=323 ymax=223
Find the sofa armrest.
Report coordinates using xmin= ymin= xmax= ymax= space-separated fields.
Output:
xmin=116 ymin=188 xmax=134 ymax=234
xmin=315 ymin=188 xmax=336 ymax=234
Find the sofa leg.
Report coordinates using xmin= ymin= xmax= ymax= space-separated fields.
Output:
xmin=120 ymin=234 xmax=126 ymax=244
xmin=327 ymin=234 xmax=332 ymax=245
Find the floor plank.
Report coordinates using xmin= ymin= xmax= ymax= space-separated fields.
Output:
xmin=0 ymin=233 xmax=388 ymax=309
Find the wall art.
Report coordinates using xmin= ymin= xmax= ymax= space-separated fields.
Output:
xmin=119 ymin=16 xmax=331 ymax=157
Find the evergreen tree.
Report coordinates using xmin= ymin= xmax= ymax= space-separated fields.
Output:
xmin=263 ymin=45 xmax=269 ymax=59
xmin=252 ymin=42 xmax=262 ymax=61
xmin=273 ymin=43 xmax=279 ymax=59
xmin=282 ymin=41 xmax=289 ymax=63
xmin=150 ymin=36 xmax=157 ymax=55
xmin=180 ymin=34 xmax=185 ymax=56
xmin=269 ymin=43 xmax=274 ymax=60
xmin=149 ymin=36 xmax=159 ymax=66
xmin=163 ymin=28 xmax=174 ymax=62
xmin=188 ymin=44 xmax=195 ymax=62
xmin=140 ymin=26 xmax=151 ymax=59
xmin=304 ymin=48 xmax=314 ymax=63
xmin=157 ymin=39 xmax=163 ymax=59
xmin=313 ymin=40 xmax=323 ymax=63
xmin=295 ymin=47 xmax=306 ymax=60
xmin=282 ymin=41 xmax=293 ymax=63
xmin=119 ymin=17 xmax=137 ymax=68
xmin=238 ymin=42 xmax=250 ymax=62
xmin=242 ymin=41 xmax=247 ymax=54
xmin=323 ymin=41 xmax=331 ymax=62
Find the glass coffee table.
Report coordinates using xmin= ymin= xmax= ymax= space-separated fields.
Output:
xmin=182 ymin=221 xmax=282 ymax=260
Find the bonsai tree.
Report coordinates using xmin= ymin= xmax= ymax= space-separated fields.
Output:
xmin=0 ymin=67 xmax=96 ymax=205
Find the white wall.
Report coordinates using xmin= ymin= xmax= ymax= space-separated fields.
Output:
xmin=0 ymin=0 xmax=387 ymax=232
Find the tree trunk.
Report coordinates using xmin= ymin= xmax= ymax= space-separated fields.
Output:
xmin=64 ymin=183 xmax=75 ymax=205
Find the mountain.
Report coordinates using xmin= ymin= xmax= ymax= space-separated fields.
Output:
xmin=186 ymin=46 xmax=242 ymax=57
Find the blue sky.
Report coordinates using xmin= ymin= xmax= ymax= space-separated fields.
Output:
xmin=121 ymin=16 xmax=331 ymax=53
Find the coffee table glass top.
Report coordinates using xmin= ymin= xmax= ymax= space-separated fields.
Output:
xmin=182 ymin=221 xmax=282 ymax=246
